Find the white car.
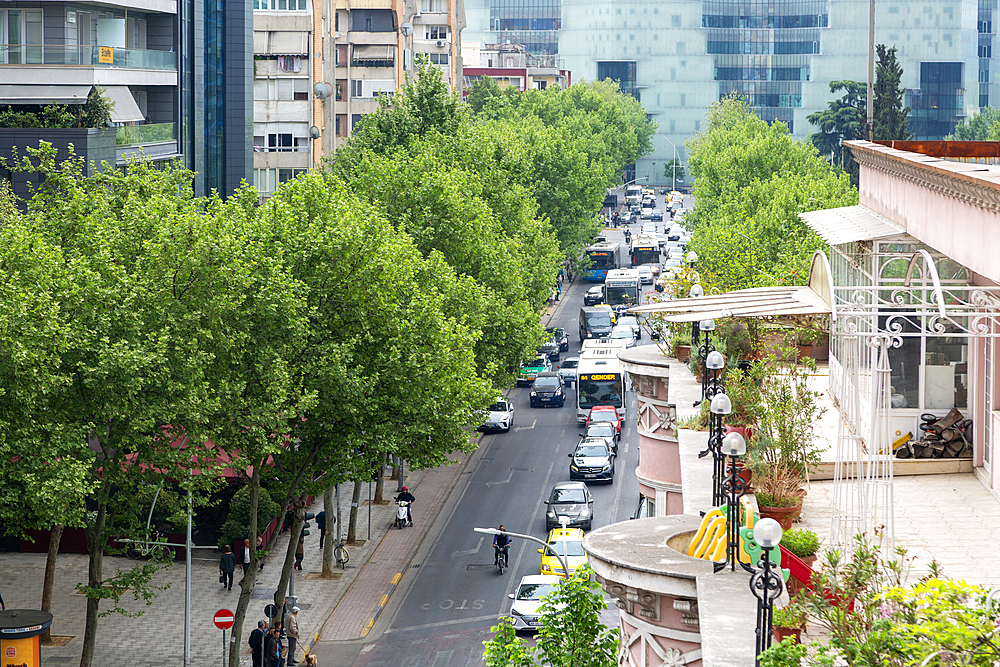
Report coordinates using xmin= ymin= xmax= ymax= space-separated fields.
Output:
xmin=557 ymin=356 xmax=579 ymax=387
xmin=641 ymin=223 xmax=657 ymax=235
xmin=609 ymin=325 xmax=638 ymax=347
xmin=637 ymin=265 xmax=654 ymax=285
xmin=507 ymin=575 xmax=562 ymax=631
xmin=616 ymin=315 xmax=642 ymax=340
xmin=479 ymin=398 xmax=514 ymax=432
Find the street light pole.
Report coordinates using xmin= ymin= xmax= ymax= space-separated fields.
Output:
xmin=473 ymin=527 xmax=570 ymax=577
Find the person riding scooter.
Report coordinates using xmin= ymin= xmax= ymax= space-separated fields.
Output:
xmin=493 ymin=526 xmax=511 ymax=566
xmin=395 ymin=486 xmax=415 ymax=526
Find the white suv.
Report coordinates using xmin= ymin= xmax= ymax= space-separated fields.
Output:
xmin=557 ymin=356 xmax=579 ymax=387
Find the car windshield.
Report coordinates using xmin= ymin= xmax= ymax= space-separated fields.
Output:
xmin=591 ymin=412 xmax=616 ymax=423
xmin=548 ymin=327 xmax=566 ymax=338
xmin=517 ymin=583 xmax=557 ymax=600
xmin=550 ymin=488 xmax=587 ymax=503
xmin=587 ymin=423 xmax=614 ymax=437
xmin=528 ymin=358 xmax=546 ymax=367
xmin=488 ymin=401 xmax=509 ymax=412
xmin=618 ymin=317 xmax=638 ymax=327
xmin=585 ymin=314 xmax=613 ymax=327
xmin=610 ymin=329 xmax=633 ymax=338
xmin=576 ymin=444 xmax=609 ymax=457
xmin=534 ymin=377 xmax=559 ymax=388
xmin=562 ymin=359 xmax=578 ymax=369
xmin=546 ymin=540 xmax=586 ymax=557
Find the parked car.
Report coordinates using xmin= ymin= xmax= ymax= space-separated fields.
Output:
xmin=547 ymin=326 xmax=569 ymax=352
xmin=530 ymin=372 xmax=566 ymax=408
xmin=585 ymin=405 xmax=622 ymax=437
xmin=582 ymin=421 xmax=618 ymax=454
xmin=544 ymin=481 xmax=595 ymax=531
xmin=539 ymin=528 xmax=587 ymax=576
xmin=609 ymin=325 xmax=638 ymax=348
xmin=568 ymin=438 xmax=616 ymax=482
xmin=517 ymin=355 xmax=552 ymax=386
xmin=479 ymin=398 xmax=514 ymax=432
xmin=584 ymin=285 xmax=605 ymax=306
xmin=557 ymin=356 xmax=579 ymax=387
xmin=507 ymin=575 xmax=562 ymax=631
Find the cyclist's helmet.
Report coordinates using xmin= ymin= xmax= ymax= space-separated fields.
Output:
xmin=402 ymin=486 xmax=408 ymax=491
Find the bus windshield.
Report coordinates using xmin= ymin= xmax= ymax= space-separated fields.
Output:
xmin=578 ymin=374 xmax=624 ymax=409
xmin=588 ymin=251 xmax=616 ymax=270
xmin=605 ymin=285 xmax=638 ymax=307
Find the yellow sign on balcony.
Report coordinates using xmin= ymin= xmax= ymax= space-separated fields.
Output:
xmin=99 ymin=46 xmax=113 ymax=64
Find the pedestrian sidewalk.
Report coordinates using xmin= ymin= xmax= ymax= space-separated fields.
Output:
xmin=0 ymin=458 xmax=457 ymax=666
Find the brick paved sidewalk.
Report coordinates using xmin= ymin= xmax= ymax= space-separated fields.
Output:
xmin=0 ymin=462 xmax=449 ymax=666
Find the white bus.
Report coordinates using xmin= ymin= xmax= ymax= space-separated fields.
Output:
xmin=581 ymin=338 xmax=631 ymax=353
xmin=625 ymin=185 xmax=643 ymax=207
xmin=576 ymin=349 xmax=627 ymax=423
xmin=604 ymin=268 xmax=641 ymax=315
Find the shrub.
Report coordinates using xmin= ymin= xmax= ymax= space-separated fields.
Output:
xmin=782 ymin=529 xmax=820 ymax=558
xmin=217 ymin=485 xmax=280 ymax=550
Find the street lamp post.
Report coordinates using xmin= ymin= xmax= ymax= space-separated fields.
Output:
xmin=473 ymin=527 xmax=570 ymax=577
xmin=654 ymin=134 xmax=679 ymax=191
xmin=707 ymin=391 xmax=731 ymax=506
xmin=715 ymin=431 xmax=755 ymax=573
xmin=696 ymin=318 xmax=716 ymax=405
xmin=750 ymin=519 xmax=785 ymax=666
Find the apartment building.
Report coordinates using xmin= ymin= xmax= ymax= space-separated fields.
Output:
xmin=462 ymin=42 xmax=570 ymax=92
xmin=328 ymin=0 xmax=465 ymax=147
xmin=0 ymin=0 xmax=252 ymax=199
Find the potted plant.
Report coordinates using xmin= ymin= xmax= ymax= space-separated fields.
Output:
xmin=747 ymin=348 xmax=826 ymax=529
xmin=670 ymin=329 xmax=692 ymax=362
xmin=772 ymin=595 xmax=807 ymax=645
xmin=781 ymin=529 xmax=821 ymax=569
xmin=722 ymin=364 xmax=764 ymax=490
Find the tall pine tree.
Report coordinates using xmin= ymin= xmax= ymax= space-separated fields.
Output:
xmin=873 ymin=44 xmax=911 ymax=140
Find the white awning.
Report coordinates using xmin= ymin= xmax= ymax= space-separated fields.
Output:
xmin=0 ymin=85 xmax=92 ymax=105
xmin=352 ymin=44 xmax=396 ymax=60
xmin=628 ymin=251 xmax=836 ymax=324
xmin=104 ymin=86 xmax=145 ymax=123
xmin=799 ymin=205 xmax=906 ymax=245
xmin=268 ymin=31 xmax=308 ymax=55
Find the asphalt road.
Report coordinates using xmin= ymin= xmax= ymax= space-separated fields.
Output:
xmin=334 ymin=218 xmax=668 ymax=667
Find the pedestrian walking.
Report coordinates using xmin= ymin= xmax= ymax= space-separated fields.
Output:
xmin=249 ymin=620 xmax=268 ymax=667
xmin=264 ymin=626 xmax=281 ymax=667
xmin=241 ymin=538 xmax=251 ymax=574
xmin=316 ymin=511 xmax=326 ymax=549
xmin=285 ymin=606 xmax=301 ymax=666
xmin=219 ymin=545 xmax=236 ymax=590
xmin=294 ymin=535 xmax=304 ymax=571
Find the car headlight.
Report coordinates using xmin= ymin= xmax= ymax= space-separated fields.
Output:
xmin=530 ymin=391 xmax=536 ymax=396
xmin=570 ymin=464 xmax=579 ymax=471
xmin=541 ymin=563 xmax=551 ymax=572
xmin=546 ymin=510 xmax=556 ymax=518
xmin=601 ymin=464 xmax=612 ymax=471
xmin=511 ymin=608 xmax=523 ymax=617
xmin=580 ymin=509 xmax=592 ymax=517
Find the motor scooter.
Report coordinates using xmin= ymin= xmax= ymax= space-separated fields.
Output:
xmin=395 ymin=500 xmax=410 ymax=529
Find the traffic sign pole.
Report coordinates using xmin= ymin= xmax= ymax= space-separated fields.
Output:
xmin=214 ymin=609 xmax=235 ymax=667
xmin=221 ymin=628 xmax=226 ymax=667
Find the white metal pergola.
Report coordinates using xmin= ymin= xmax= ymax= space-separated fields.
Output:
xmin=631 ymin=204 xmax=1000 ymax=554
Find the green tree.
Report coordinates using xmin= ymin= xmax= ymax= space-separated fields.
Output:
xmin=946 ymin=107 xmax=1000 ymax=139
xmin=662 ymin=157 xmax=686 ymax=183
xmin=467 ymin=76 xmax=504 ymax=114
xmin=807 ymin=80 xmax=866 ymax=167
xmin=873 ymin=44 xmax=910 ymax=140
xmin=482 ymin=564 xmax=617 ymax=667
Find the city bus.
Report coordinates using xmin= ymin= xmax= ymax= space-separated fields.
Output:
xmin=604 ymin=268 xmax=641 ymax=315
xmin=631 ymin=234 xmax=661 ymax=267
xmin=576 ymin=349 xmax=627 ymax=423
xmin=625 ymin=185 xmax=643 ymax=207
xmin=584 ymin=242 xmax=623 ymax=282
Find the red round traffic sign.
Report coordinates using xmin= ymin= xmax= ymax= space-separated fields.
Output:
xmin=214 ymin=609 xmax=235 ymax=630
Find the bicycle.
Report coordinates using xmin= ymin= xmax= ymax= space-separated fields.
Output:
xmin=495 ymin=545 xmax=509 ymax=575
xmin=123 ymin=531 xmax=173 ymax=560
xmin=334 ymin=538 xmax=349 ymax=569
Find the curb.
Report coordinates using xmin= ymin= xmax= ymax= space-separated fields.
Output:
xmin=360 ymin=571 xmax=401 ymax=638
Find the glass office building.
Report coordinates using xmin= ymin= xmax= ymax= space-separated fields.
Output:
xmin=462 ymin=0 xmax=995 ymax=188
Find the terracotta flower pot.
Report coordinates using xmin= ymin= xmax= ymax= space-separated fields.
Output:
xmin=773 ymin=624 xmax=803 ymax=644
xmin=675 ymin=344 xmax=691 ymax=362
xmin=757 ymin=496 xmax=803 ymax=531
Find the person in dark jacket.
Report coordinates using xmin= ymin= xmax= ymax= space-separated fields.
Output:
xmin=316 ymin=511 xmax=326 ymax=549
xmin=395 ymin=486 xmax=415 ymax=525
xmin=263 ymin=626 xmax=282 ymax=667
xmin=220 ymin=545 xmax=236 ymax=591
xmin=294 ymin=535 xmax=304 ymax=571
xmin=249 ymin=620 xmax=268 ymax=667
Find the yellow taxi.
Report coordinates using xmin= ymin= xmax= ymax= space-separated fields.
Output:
xmin=593 ymin=303 xmax=617 ymax=326
xmin=538 ymin=527 xmax=588 ymax=577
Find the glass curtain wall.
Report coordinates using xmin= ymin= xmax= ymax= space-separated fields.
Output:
xmin=490 ymin=0 xmax=560 ymax=54
xmin=204 ymin=0 xmax=225 ymax=194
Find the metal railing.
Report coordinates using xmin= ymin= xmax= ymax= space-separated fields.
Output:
xmin=0 ymin=45 xmax=176 ymax=70
xmin=116 ymin=123 xmax=174 ymax=146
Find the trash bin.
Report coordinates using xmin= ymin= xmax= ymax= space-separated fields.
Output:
xmin=0 ymin=610 xmax=53 ymax=667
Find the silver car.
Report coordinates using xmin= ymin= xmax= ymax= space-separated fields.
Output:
xmin=557 ymin=356 xmax=579 ymax=387
xmin=609 ymin=325 xmax=638 ymax=348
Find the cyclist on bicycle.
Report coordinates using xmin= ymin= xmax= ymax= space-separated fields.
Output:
xmin=493 ymin=526 xmax=511 ymax=566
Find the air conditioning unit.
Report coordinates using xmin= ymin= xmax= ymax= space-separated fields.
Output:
xmin=436 ymin=40 xmax=445 ymax=47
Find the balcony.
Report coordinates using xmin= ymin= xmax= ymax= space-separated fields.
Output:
xmin=115 ymin=123 xmax=180 ymax=165
xmin=0 ymin=45 xmax=176 ymax=70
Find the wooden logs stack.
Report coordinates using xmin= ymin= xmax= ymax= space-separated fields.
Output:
xmin=894 ymin=408 xmax=973 ymax=459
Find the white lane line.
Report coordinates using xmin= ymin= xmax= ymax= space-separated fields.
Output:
xmin=485 ymin=470 xmax=513 ymax=487
xmin=385 ymin=614 xmax=501 ymax=634
xmin=513 ymin=420 xmax=537 ymax=432
xmin=498 ymin=460 xmax=555 ymax=616
xmin=450 ymin=536 xmax=485 ymax=558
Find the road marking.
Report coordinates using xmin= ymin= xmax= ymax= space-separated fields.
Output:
xmin=360 ymin=570 xmax=404 ymax=638
xmin=500 ymin=460 xmax=555 ymax=612
xmin=623 ymin=440 xmax=629 ymax=454
xmin=450 ymin=536 xmax=484 ymax=558
xmin=387 ymin=614 xmax=501 ymax=634
xmin=513 ymin=420 xmax=537 ymax=432
xmin=485 ymin=470 xmax=513 ymax=487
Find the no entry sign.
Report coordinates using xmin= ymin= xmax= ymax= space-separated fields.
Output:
xmin=213 ymin=609 xmax=235 ymax=630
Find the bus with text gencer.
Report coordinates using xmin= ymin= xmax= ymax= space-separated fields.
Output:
xmin=604 ymin=268 xmax=641 ymax=315
xmin=576 ymin=348 xmax=627 ymax=423
xmin=584 ymin=242 xmax=623 ymax=282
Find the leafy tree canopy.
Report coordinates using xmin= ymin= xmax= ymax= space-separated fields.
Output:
xmin=946 ymin=107 xmax=1000 ymax=140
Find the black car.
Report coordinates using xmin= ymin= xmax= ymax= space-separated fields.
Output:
xmin=659 ymin=188 xmax=669 ymax=195
xmin=584 ymin=285 xmax=605 ymax=306
xmin=530 ymin=372 xmax=566 ymax=408
xmin=568 ymin=438 xmax=615 ymax=482
xmin=537 ymin=337 xmax=560 ymax=362
xmin=547 ymin=326 xmax=569 ymax=352
xmin=545 ymin=481 xmax=594 ymax=530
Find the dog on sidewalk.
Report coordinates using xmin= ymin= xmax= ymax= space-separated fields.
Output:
xmin=303 ymin=653 xmax=318 ymax=666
